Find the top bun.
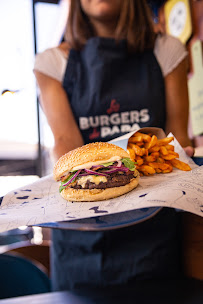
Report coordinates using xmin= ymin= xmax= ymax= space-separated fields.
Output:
xmin=53 ymin=142 xmax=129 ymax=181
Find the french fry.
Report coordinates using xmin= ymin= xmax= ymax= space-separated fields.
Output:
xmin=165 ymin=144 xmax=174 ymax=151
xmin=144 ymin=135 xmax=157 ymax=149
xmin=130 ymin=132 xmax=151 ymax=142
xmin=138 ymin=165 xmax=156 ymax=175
xmin=170 ymin=159 xmax=191 ymax=171
xmin=157 ymin=157 xmax=165 ymax=163
xmin=160 ymin=146 xmax=168 ymax=155
xmin=127 ymin=132 xmax=191 ymax=176
xmin=131 ymin=144 xmax=145 ymax=156
xmin=136 ymin=142 xmax=144 ymax=147
xmin=135 ymin=156 xmax=144 ymax=166
xmin=144 ymin=155 xmax=157 ymax=163
xmin=128 ymin=136 xmax=143 ymax=143
xmin=162 ymin=163 xmax=173 ymax=173
xmin=161 ymin=151 xmax=179 ymax=160
xmin=127 ymin=147 xmax=135 ymax=161
xmin=127 ymin=143 xmax=135 ymax=151
xmin=150 ymin=152 xmax=160 ymax=159
xmin=142 ymin=148 xmax=148 ymax=156
xmin=156 ymin=136 xmax=174 ymax=146
xmin=165 ymin=161 xmax=173 ymax=172
xmin=148 ymin=145 xmax=160 ymax=153
xmin=162 ymin=168 xmax=173 ymax=173
xmin=148 ymin=162 xmax=170 ymax=171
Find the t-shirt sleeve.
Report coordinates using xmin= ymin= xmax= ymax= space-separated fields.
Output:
xmin=154 ymin=34 xmax=188 ymax=77
xmin=34 ymin=47 xmax=68 ymax=83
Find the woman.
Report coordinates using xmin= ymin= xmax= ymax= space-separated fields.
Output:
xmin=34 ymin=0 xmax=193 ymax=297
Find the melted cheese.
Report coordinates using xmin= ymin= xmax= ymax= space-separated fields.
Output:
xmin=72 ymin=156 xmax=121 ymax=171
xmin=77 ymin=175 xmax=107 ymax=188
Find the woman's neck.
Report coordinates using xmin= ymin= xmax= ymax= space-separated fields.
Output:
xmin=90 ymin=19 xmax=117 ymax=38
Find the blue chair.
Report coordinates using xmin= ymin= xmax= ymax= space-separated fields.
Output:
xmin=0 ymin=253 xmax=51 ymax=299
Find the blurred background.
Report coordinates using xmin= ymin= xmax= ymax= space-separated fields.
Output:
xmin=0 ymin=0 xmax=202 ymax=246
xmin=0 ymin=0 xmax=69 ymax=246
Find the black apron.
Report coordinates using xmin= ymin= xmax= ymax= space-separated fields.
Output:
xmin=63 ymin=37 xmax=166 ymax=143
xmin=51 ymin=37 xmax=181 ymax=293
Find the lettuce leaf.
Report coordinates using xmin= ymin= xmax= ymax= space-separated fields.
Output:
xmin=121 ymin=158 xmax=135 ymax=171
xmin=100 ymin=161 xmax=114 ymax=167
xmin=59 ymin=173 xmax=76 ymax=193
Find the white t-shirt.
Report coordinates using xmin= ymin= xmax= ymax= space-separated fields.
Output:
xmin=34 ymin=34 xmax=188 ymax=83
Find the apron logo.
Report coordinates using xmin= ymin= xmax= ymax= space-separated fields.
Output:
xmin=79 ymin=108 xmax=150 ymax=140
xmin=107 ymin=99 xmax=120 ymax=114
xmin=89 ymin=127 xmax=100 ymax=140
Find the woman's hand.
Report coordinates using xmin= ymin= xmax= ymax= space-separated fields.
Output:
xmin=183 ymin=146 xmax=195 ymax=158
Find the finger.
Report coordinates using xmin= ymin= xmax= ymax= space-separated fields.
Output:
xmin=183 ymin=146 xmax=195 ymax=157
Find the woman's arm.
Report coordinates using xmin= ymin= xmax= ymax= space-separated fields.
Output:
xmin=164 ymin=57 xmax=194 ymax=156
xmin=34 ymin=71 xmax=84 ymax=162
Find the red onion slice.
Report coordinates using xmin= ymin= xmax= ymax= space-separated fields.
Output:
xmin=116 ymin=160 xmax=122 ymax=167
xmin=84 ymin=169 xmax=108 ymax=176
xmin=62 ymin=170 xmax=82 ymax=187
xmin=102 ymin=167 xmax=130 ymax=174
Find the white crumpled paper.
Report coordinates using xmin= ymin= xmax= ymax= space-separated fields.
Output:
xmin=0 ymin=128 xmax=202 ymax=233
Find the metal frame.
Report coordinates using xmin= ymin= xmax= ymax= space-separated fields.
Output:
xmin=32 ymin=0 xmax=60 ymax=177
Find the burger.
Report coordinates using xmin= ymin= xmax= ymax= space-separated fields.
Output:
xmin=53 ymin=142 xmax=139 ymax=201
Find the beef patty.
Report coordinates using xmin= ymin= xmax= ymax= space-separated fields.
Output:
xmin=71 ymin=172 xmax=135 ymax=189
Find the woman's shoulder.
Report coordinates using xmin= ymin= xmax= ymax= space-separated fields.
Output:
xmin=35 ymin=44 xmax=69 ymax=65
xmin=34 ymin=42 xmax=70 ymax=82
xmin=154 ymin=34 xmax=188 ymax=77
xmin=155 ymin=33 xmax=187 ymax=55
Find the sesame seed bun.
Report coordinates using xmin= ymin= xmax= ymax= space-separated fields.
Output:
xmin=53 ymin=142 xmax=130 ymax=181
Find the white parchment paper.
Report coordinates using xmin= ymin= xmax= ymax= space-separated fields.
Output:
xmin=0 ymin=130 xmax=202 ymax=233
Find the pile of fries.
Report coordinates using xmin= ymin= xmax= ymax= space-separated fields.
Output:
xmin=127 ymin=132 xmax=191 ymax=176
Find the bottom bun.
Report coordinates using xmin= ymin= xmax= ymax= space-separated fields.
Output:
xmin=60 ymin=175 xmax=139 ymax=202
